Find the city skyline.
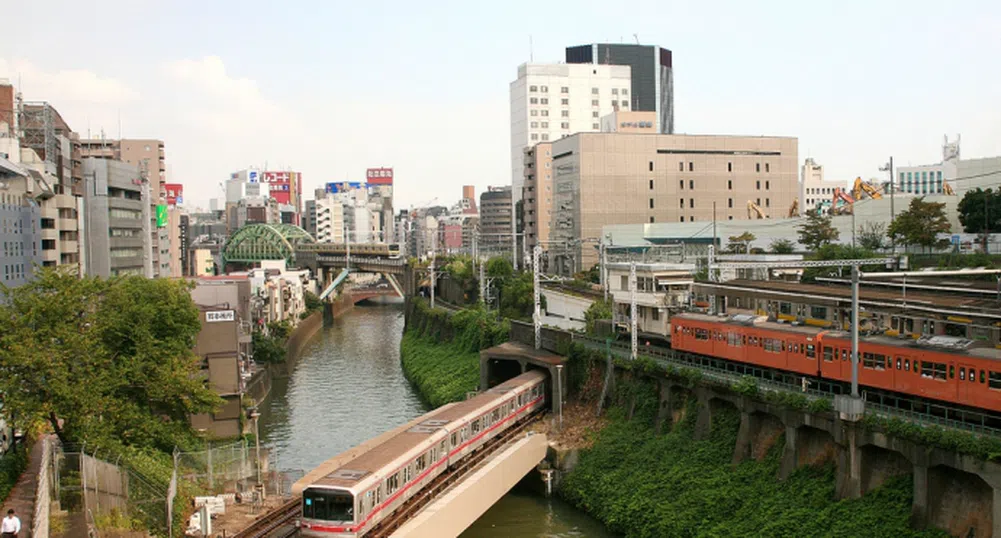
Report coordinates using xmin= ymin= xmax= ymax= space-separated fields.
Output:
xmin=2 ymin=0 xmax=999 ymax=211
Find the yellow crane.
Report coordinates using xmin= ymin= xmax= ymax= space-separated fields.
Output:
xmin=852 ymin=177 xmax=883 ymax=200
xmin=943 ymin=181 xmax=956 ymax=195
xmin=747 ymin=200 xmax=765 ymax=219
xmin=788 ymin=199 xmax=799 ymax=217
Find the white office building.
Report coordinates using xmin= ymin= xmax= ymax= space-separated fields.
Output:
xmin=799 ymin=158 xmax=847 ymax=215
xmin=510 ymin=62 xmax=633 ymax=207
xmin=896 ymin=136 xmax=960 ymax=195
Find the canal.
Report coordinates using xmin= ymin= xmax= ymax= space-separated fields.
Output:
xmin=257 ymin=301 xmax=615 ymax=537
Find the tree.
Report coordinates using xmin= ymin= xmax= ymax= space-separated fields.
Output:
xmin=303 ymin=290 xmax=323 ymax=312
xmin=889 ymin=197 xmax=951 ymax=252
xmin=584 ymin=298 xmax=613 ymax=334
xmin=0 ymin=269 xmax=221 ymax=452
xmin=499 ymin=271 xmax=536 ymax=321
xmin=726 ymin=232 xmax=756 ymax=254
xmin=857 ymin=221 xmax=887 ymax=252
xmin=801 ymin=244 xmax=882 ymax=282
xmin=769 ymin=239 xmax=795 ymax=254
xmin=486 ymin=257 xmax=513 ymax=278
xmin=958 ymin=187 xmax=1001 ymax=234
xmin=797 ymin=212 xmax=840 ymax=252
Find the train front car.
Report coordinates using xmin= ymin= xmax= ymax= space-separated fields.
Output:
xmin=300 ymin=486 xmax=360 ymax=537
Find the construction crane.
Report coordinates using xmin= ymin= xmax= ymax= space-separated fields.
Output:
xmin=787 ymin=199 xmax=799 ymax=217
xmin=830 ymin=188 xmax=855 ymax=215
xmin=943 ymin=181 xmax=956 ymax=195
xmin=746 ymin=200 xmax=765 ymax=219
xmin=852 ymin=177 xmax=883 ymax=200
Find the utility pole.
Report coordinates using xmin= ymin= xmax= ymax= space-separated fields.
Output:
xmin=139 ymin=160 xmax=154 ymax=278
xmin=850 ymin=265 xmax=860 ymax=397
xmin=629 ymin=261 xmax=637 ymax=361
xmin=479 ymin=254 xmax=486 ymax=307
xmin=712 ymin=201 xmax=717 ymax=256
xmin=600 ymin=237 xmax=609 ymax=302
xmin=851 ymin=209 xmax=856 ymax=250
xmin=881 ymin=157 xmax=895 ymax=252
xmin=430 ymin=232 xmax=436 ymax=309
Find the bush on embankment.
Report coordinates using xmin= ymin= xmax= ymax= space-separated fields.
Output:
xmin=560 ymin=376 xmax=949 ymax=538
xmin=400 ymin=299 xmax=508 ymax=407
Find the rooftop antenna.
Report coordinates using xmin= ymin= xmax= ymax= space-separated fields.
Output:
xmin=633 ymin=33 xmax=640 ymax=44
xmin=529 ymin=35 xmax=534 ymax=62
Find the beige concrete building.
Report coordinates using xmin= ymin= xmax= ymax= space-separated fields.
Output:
xmin=600 ymin=110 xmax=658 ymax=134
xmin=190 ymin=305 xmax=243 ymax=438
xmin=550 ymin=132 xmax=798 ymax=274
xmin=522 ymin=142 xmax=553 ymax=251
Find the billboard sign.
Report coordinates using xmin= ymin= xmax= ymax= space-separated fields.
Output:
xmin=247 ymin=170 xmax=259 ymax=183
xmin=264 ymin=171 xmax=298 ymax=204
xmin=325 ymin=181 xmax=363 ymax=194
xmin=205 ymin=310 xmax=235 ymax=323
xmin=366 ymin=168 xmax=393 ymax=185
xmin=164 ymin=183 xmax=183 ymax=206
xmin=156 ymin=204 xmax=168 ymax=228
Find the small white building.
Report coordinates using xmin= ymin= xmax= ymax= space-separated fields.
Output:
xmin=607 ymin=262 xmax=696 ymax=336
xmin=540 ymin=288 xmax=595 ymax=331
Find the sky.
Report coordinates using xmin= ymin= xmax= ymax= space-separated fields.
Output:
xmin=2 ymin=0 xmax=1000 ymax=211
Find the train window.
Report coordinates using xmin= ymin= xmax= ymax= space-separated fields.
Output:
xmin=387 ymin=474 xmax=399 ymax=494
xmin=905 ymin=359 xmax=910 ymax=371
xmin=949 ymin=366 xmax=955 ymax=379
xmin=451 ymin=432 xmax=459 ymax=447
xmin=960 ymin=368 xmax=966 ymax=381
xmin=990 ymin=372 xmax=1001 ymax=390
xmin=921 ymin=361 xmax=947 ymax=381
xmin=375 ymin=486 xmax=382 ymax=505
xmin=493 ymin=408 xmax=501 ymax=422
xmin=823 ymin=347 xmax=834 ymax=362
xmin=842 ymin=350 xmax=848 ymax=361
xmin=440 ymin=440 xmax=447 ymax=456
xmin=472 ymin=419 xmax=481 ymax=434
xmin=805 ymin=345 xmax=816 ymax=359
xmin=981 ymin=370 xmax=987 ymax=384
xmin=416 ymin=454 xmax=426 ymax=472
xmin=969 ymin=370 xmax=976 ymax=383
xmin=695 ymin=329 xmax=710 ymax=341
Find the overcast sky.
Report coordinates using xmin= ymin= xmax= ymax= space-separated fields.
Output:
xmin=3 ymin=0 xmax=999 ymax=211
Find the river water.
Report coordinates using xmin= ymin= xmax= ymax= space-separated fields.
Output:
xmin=257 ymin=301 xmax=615 ymax=537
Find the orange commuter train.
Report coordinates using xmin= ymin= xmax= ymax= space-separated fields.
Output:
xmin=670 ymin=313 xmax=1001 ymax=414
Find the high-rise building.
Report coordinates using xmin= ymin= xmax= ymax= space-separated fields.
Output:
xmin=550 ymin=132 xmax=798 ymax=274
xmin=479 ymin=186 xmax=513 ymax=251
xmin=81 ymin=158 xmax=150 ymax=277
xmin=0 ymin=163 xmax=42 ymax=287
xmin=510 ymin=62 xmax=632 ymax=214
xmin=565 ymin=43 xmax=674 ymax=135
xmin=80 ymin=137 xmax=168 ymax=276
xmin=522 ymin=141 xmax=554 ymax=252
xmin=366 ymin=167 xmax=394 ymax=243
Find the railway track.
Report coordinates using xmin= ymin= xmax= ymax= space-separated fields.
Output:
xmin=230 ymin=413 xmax=540 ymax=538
xmin=232 ymin=497 xmax=301 ymax=538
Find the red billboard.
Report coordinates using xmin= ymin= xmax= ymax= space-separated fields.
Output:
xmin=164 ymin=183 xmax=183 ymax=206
xmin=263 ymin=171 xmax=297 ymax=205
xmin=366 ymin=167 xmax=393 ymax=185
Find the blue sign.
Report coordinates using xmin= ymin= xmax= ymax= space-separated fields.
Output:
xmin=951 ymin=235 xmax=961 ymax=245
xmin=325 ymin=181 xmax=363 ymax=193
xmin=248 ymin=170 xmax=259 ymax=183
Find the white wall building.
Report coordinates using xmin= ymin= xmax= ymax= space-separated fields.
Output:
xmin=510 ymin=63 xmax=633 ymax=207
xmin=314 ymin=196 xmax=345 ymax=243
xmin=896 ymin=136 xmax=960 ymax=195
xmin=799 ymin=158 xmax=845 ymax=215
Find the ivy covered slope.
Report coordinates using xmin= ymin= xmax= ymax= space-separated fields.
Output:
xmin=560 ymin=381 xmax=949 ymax=538
xmin=400 ymin=299 xmax=508 ymax=407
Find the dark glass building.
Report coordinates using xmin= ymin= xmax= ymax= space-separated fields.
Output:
xmin=566 ymin=43 xmax=674 ymax=134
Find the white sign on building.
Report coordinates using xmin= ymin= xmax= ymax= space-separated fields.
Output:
xmin=206 ymin=310 xmax=235 ymax=323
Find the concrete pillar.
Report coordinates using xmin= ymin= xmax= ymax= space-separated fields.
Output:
xmin=694 ymin=390 xmax=712 ymax=441
xmin=550 ymin=365 xmax=563 ymax=431
xmin=836 ymin=424 xmax=862 ymax=499
xmin=655 ymin=381 xmax=673 ymax=434
xmin=993 ymin=487 xmax=1001 ymax=538
xmin=779 ymin=425 xmax=798 ymax=480
xmin=911 ymin=464 xmax=929 ymax=529
xmin=732 ymin=411 xmax=753 ymax=465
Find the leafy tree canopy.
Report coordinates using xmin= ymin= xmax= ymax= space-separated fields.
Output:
xmin=797 ymin=212 xmax=840 ymax=252
xmin=769 ymin=238 xmax=795 ymax=254
xmin=0 ymin=269 xmax=222 ymax=452
xmin=485 ymin=257 xmax=513 ymax=279
xmin=888 ymin=197 xmax=951 ymax=252
xmin=857 ymin=221 xmax=888 ymax=252
xmin=957 ymin=187 xmax=1001 ymax=234
xmin=726 ymin=232 xmax=756 ymax=254
xmin=584 ymin=298 xmax=614 ymax=335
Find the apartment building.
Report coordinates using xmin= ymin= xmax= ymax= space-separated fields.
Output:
xmin=0 ymin=163 xmax=42 ymax=287
xmin=522 ymin=142 xmax=553 ymax=251
xmin=607 ymin=262 xmax=695 ymax=336
xmin=550 ymin=132 xmax=798 ymax=274
xmin=81 ymin=158 xmax=149 ymax=277
xmin=510 ymin=62 xmax=633 ymax=206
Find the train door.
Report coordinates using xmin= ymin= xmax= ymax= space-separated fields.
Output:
xmin=958 ymin=363 xmax=978 ymax=405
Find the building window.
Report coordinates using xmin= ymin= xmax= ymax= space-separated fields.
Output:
xmin=592 ymin=123 xmax=599 ymax=129
xmin=561 ymin=122 xmax=569 ymax=129
xmin=728 ymin=216 xmax=733 ymax=220
xmin=612 ymin=88 xmax=619 ymax=95
xmin=621 ymin=101 xmax=629 ymax=108
xmin=592 ymin=111 xmax=599 ymax=118
xmin=540 ymin=85 xmax=548 ymax=92
xmin=728 ymin=162 xmax=732 ymax=172
xmin=561 ymin=99 xmax=569 ymax=106
xmin=650 ymin=216 xmax=655 ymax=223
xmin=679 ymin=199 xmax=684 ymax=208
xmin=688 ymin=162 xmax=694 ymax=172
xmin=728 ymin=198 xmax=733 ymax=208
xmin=766 ymin=180 xmax=770 ymax=190
xmin=611 ymin=100 xmax=618 ymax=108
xmin=621 ymin=275 xmax=628 ymax=290
xmin=541 ymin=134 xmax=549 ymax=141
xmin=530 ymin=121 xmax=538 ymax=128
xmin=679 ymin=180 xmax=684 ymax=189
xmin=560 ymin=110 xmax=569 ymax=117
xmin=649 ymin=161 xmax=654 ymax=172
xmin=756 ymin=163 xmax=761 ymax=172
xmin=765 ymin=198 xmax=770 ymax=207
xmin=728 ymin=180 xmax=733 ymax=190
xmin=689 ymin=198 xmax=694 ymax=208
xmin=530 ymin=97 xmax=538 ymax=104
xmin=756 ymin=180 xmax=761 ymax=190
xmin=689 ymin=180 xmax=694 ymax=189
xmin=680 ymin=216 xmax=685 ymax=222
xmin=541 ymin=121 xmax=548 ymax=128
xmin=541 ymin=110 xmax=548 ymax=116
xmin=529 ymin=85 xmax=538 ymax=92
xmin=540 ymin=98 xmax=548 ymax=104
xmin=530 ymin=110 xmax=538 ymax=116
xmin=765 ymin=163 xmax=770 ymax=173
xmin=531 ymin=134 xmax=539 ymax=141
xmin=561 ymin=86 xmax=569 ymax=93
xmin=678 ymin=162 xmax=684 ymax=172
xmin=591 ymin=99 xmax=599 ymax=106
xmin=592 ymin=87 xmax=599 ymax=94
xmin=649 ymin=179 xmax=654 ymax=190
xmin=649 ymin=198 xmax=654 ymax=209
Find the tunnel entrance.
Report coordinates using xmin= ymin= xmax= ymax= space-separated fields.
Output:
xmin=486 ymin=358 xmax=524 ymax=389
